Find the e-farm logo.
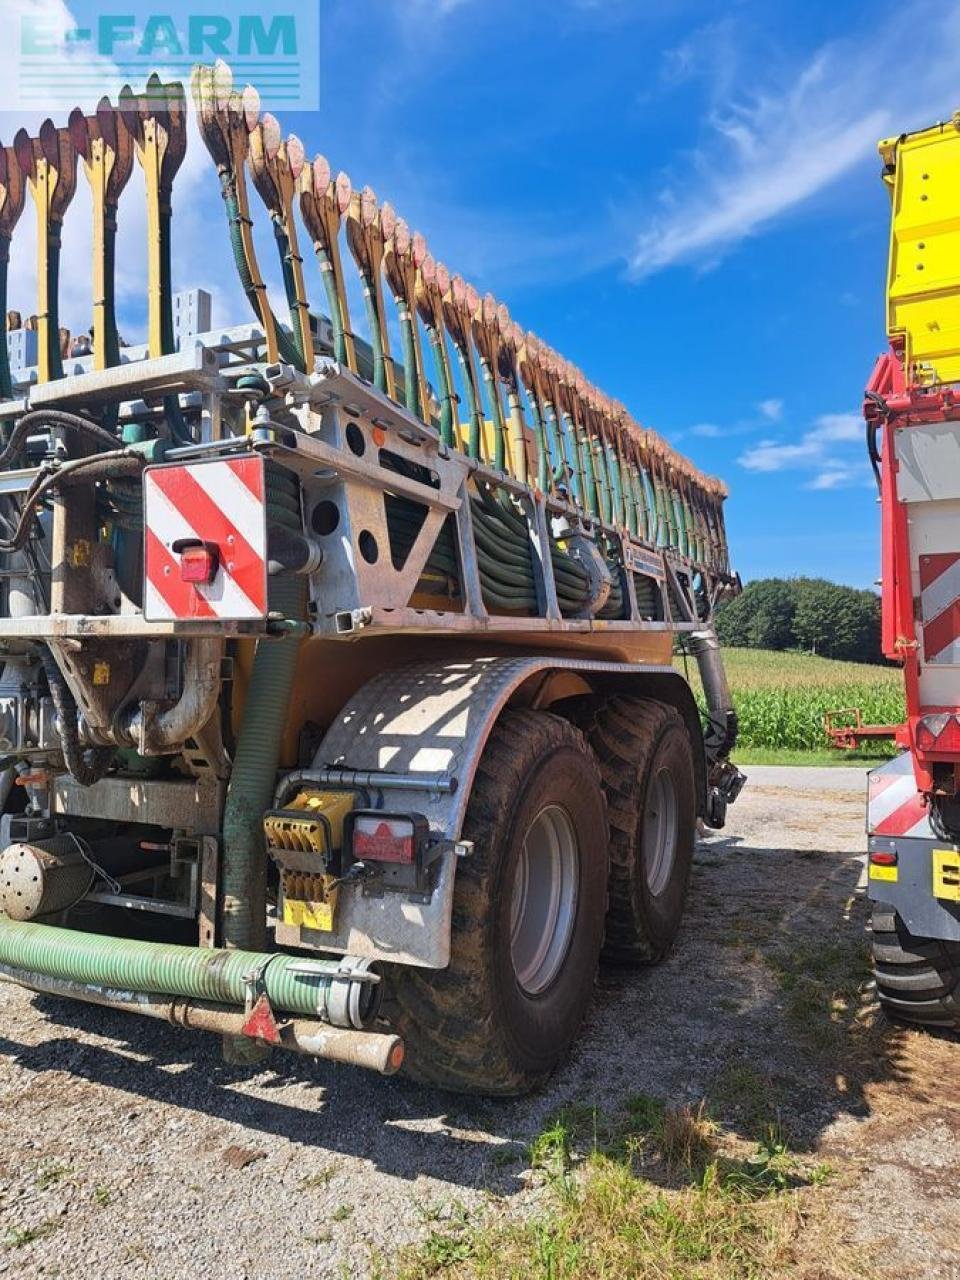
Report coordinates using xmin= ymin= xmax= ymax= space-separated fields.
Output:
xmin=15 ymin=1 xmax=319 ymax=111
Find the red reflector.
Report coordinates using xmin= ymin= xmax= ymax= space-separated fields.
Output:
xmin=179 ymin=544 xmax=219 ymax=584
xmin=869 ymin=850 xmax=898 ymax=866
xmin=352 ymin=818 xmax=415 ymax=864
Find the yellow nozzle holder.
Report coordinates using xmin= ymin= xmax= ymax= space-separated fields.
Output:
xmin=119 ymin=74 xmax=187 ymax=361
xmin=14 ymin=120 xmax=77 ymax=384
xmin=68 ymin=96 xmax=134 ymax=371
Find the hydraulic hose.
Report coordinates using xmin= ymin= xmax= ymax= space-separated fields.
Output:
xmin=0 ymin=237 xmax=12 ymax=401
xmin=271 ymin=215 xmax=309 ymax=374
xmin=219 ymin=173 xmax=302 ymax=369
xmin=315 ymin=242 xmax=349 ymax=366
xmin=0 ymin=408 xmax=120 ymax=471
xmin=40 ymin=647 xmax=113 ymax=786
xmin=45 ymin=220 xmax=64 ymax=382
xmin=0 ymin=919 xmax=378 ymax=1027
xmin=0 ymin=451 xmax=144 ymax=554
xmin=221 ymin=467 xmax=306 ymax=952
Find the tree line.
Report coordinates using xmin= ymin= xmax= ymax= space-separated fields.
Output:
xmin=715 ymin=577 xmax=884 ymax=664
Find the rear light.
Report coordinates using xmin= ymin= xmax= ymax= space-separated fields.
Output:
xmin=869 ymin=850 xmax=897 ymax=867
xmin=173 ymin=539 xmax=219 ymax=584
xmin=917 ymin=712 xmax=960 ymax=753
xmin=350 ymin=814 xmax=424 ymax=864
xmin=343 ymin=811 xmax=437 ymax=893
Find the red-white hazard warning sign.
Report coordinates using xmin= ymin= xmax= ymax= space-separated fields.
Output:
xmin=143 ymin=456 xmax=268 ymax=621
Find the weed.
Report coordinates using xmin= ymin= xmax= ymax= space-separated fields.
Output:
xmin=722 ymin=1129 xmax=796 ymax=1195
xmin=528 ymin=1103 xmax=600 ymax=1176
xmin=92 ymin=1186 xmax=111 ymax=1207
xmin=35 ymin=1162 xmax=70 ymax=1191
xmin=331 ymin=1203 xmax=353 ymax=1222
xmin=299 ymin=1162 xmax=341 ymax=1190
xmin=5 ymin=1220 xmax=59 ymax=1248
xmin=419 ymin=1230 xmax=475 ymax=1269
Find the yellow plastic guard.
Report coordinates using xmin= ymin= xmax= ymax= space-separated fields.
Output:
xmin=882 ymin=115 xmax=960 ymax=385
xmin=281 ymin=872 xmax=340 ymax=932
xmin=263 ymin=790 xmax=357 ymax=856
xmin=933 ymin=848 xmax=960 ymax=901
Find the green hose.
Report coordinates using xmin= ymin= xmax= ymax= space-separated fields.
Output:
xmin=219 ymin=174 xmax=301 ymax=369
xmin=396 ymin=300 xmax=419 ymax=414
xmin=0 ymin=918 xmax=356 ymax=1020
xmin=358 ymin=271 xmax=386 ymax=393
xmin=424 ymin=321 xmax=455 ymax=447
xmin=271 ymin=214 xmax=309 ymax=374
xmin=316 ymin=246 xmax=348 ymax=365
xmin=221 ymin=467 xmax=305 ymax=952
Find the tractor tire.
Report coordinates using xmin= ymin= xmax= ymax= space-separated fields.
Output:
xmin=872 ymin=903 xmax=960 ymax=1031
xmin=572 ymin=696 xmax=696 ymax=965
xmin=390 ymin=709 xmax=608 ymax=1095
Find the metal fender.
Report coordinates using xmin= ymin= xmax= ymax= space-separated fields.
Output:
xmin=301 ymin=655 xmax=700 ymax=968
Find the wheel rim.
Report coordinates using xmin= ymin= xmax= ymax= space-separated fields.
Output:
xmin=643 ymin=766 xmax=678 ymax=896
xmin=509 ymin=804 xmax=579 ymax=996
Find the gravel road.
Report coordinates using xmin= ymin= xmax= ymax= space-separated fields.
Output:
xmin=0 ymin=767 xmax=957 ymax=1279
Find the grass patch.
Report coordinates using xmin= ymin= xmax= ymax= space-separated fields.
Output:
xmin=766 ymin=936 xmax=875 ymax=1055
xmin=710 ymin=1061 xmax=785 ymax=1139
xmin=393 ymin=1099 xmax=859 ymax=1280
xmin=732 ymin=747 xmax=879 ymax=767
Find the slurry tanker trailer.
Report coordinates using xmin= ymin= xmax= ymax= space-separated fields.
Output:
xmin=864 ymin=115 xmax=960 ymax=1032
xmin=0 ymin=64 xmax=741 ymax=1094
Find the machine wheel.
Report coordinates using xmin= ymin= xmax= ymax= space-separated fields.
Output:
xmin=390 ymin=709 xmax=608 ymax=1095
xmin=573 ymin=697 xmax=696 ymax=964
xmin=872 ymin=904 xmax=960 ymax=1031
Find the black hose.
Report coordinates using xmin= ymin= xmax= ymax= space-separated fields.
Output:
xmin=39 ymin=648 xmax=113 ymax=786
xmin=0 ymin=409 xmax=121 ymax=471
xmin=864 ymin=392 xmax=885 ymax=493
xmin=0 ymin=451 xmax=144 ymax=553
xmin=0 ymin=237 xmax=12 ymax=402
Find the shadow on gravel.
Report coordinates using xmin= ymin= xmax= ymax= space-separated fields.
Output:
xmin=0 ymin=827 xmax=930 ymax=1195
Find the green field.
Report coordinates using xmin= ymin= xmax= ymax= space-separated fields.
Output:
xmin=681 ymin=647 xmax=904 ymax=761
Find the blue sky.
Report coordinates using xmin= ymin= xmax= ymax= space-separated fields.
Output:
xmin=6 ymin=0 xmax=960 ymax=587
xmin=314 ymin=0 xmax=960 ymax=589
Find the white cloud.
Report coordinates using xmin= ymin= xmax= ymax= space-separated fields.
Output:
xmin=758 ymin=398 xmax=783 ymax=422
xmin=739 ymin=411 xmax=862 ymax=475
xmin=629 ymin=4 xmax=960 ymax=278
xmin=807 ymin=468 xmax=857 ymax=490
xmin=691 ymin=422 xmax=721 ymax=437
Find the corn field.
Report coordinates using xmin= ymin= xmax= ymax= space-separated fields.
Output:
xmin=683 ymin=647 xmax=905 ymax=753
